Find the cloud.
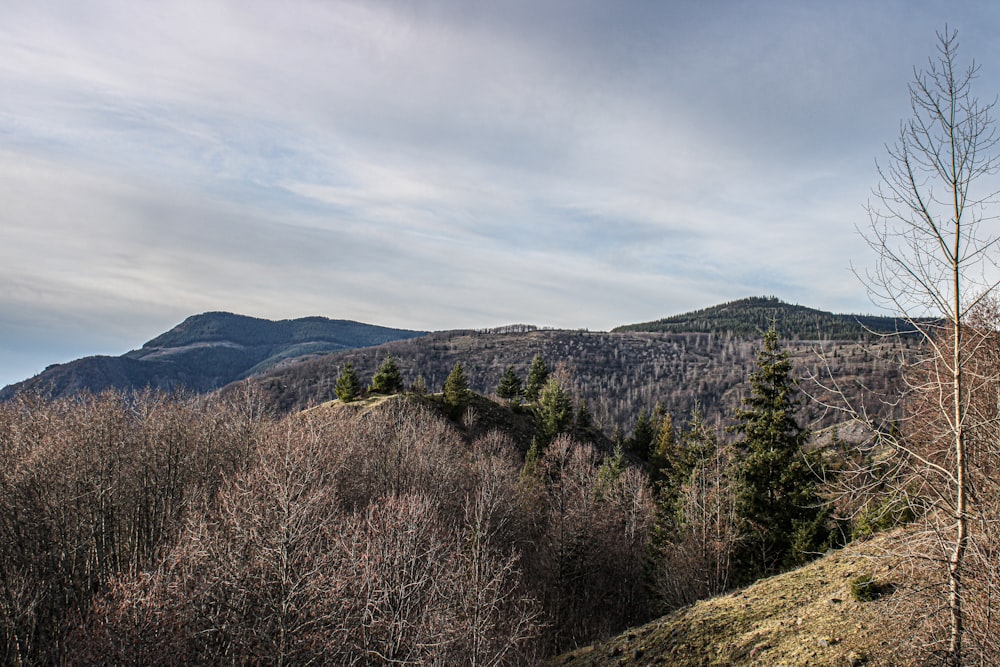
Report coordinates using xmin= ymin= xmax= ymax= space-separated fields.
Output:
xmin=2 ymin=0 xmax=1000 ymax=387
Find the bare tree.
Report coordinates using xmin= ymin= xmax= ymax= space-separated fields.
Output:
xmin=860 ymin=26 xmax=999 ymax=666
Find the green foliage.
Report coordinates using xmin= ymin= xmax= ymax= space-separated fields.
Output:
xmin=649 ymin=408 xmax=717 ymax=532
xmin=496 ymin=365 xmax=524 ymax=406
xmin=595 ymin=444 xmax=625 ymax=499
xmin=786 ymin=509 xmax=832 ymax=568
xmin=521 ymin=437 xmax=543 ymax=483
xmin=731 ymin=328 xmax=823 ymax=579
xmin=574 ymin=399 xmax=593 ymax=430
xmin=535 ymin=376 xmax=573 ymax=443
xmin=442 ymin=362 xmax=471 ymax=417
xmin=852 ymin=492 xmax=921 ymax=541
xmin=523 ymin=355 xmax=549 ymax=402
xmin=850 ymin=574 xmax=887 ymax=602
xmin=649 ymin=411 xmax=678 ymax=486
xmin=335 ymin=363 xmax=361 ymax=403
xmin=369 ymin=354 xmax=404 ymax=394
xmin=628 ymin=409 xmax=655 ymax=459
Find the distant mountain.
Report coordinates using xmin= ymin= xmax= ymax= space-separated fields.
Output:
xmin=0 ymin=312 xmax=427 ymax=401
xmin=613 ymin=296 xmax=918 ymax=339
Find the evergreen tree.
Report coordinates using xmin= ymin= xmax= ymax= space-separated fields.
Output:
xmin=651 ymin=402 xmax=668 ymax=440
xmin=628 ymin=409 xmax=655 ymax=459
xmin=649 ymin=408 xmax=715 ymax=532
xmin=649 ymin=411 xmax=677 ymax=487
xmin=334 ymin=363 xmax=361 ymax=403
xmin=495 ymin=365 xmax=524 ymax=406
xmin=443 ymin=362 xmax=471 ymax=417
xmin=730 ymin=328 xmax=823 ymax=579
xmin=368 ymin=354 xmax=403 ymax=394
xmin=536 ymin=376 xmax=573 ymax=443
xmin=574 ymin=398 xmax=593 ymax=430
xmin=521 ymin=437 xmax=542 ymax=482
xmin=523 ymin=355 xmax=549 ymax=402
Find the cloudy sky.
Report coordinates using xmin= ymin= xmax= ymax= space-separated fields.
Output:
xmin=3 ymin=1 xmax=1000 ymax=388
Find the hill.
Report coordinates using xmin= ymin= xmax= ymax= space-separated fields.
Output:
xmin=613 ymin=296 xmax=917 ymax=340
xmin=0 ymin=312 xmax=426 ymax=400
xmin=551 ymin=530 xmax=914 ymax=667
xmin=251 ymin=327 xmax=912 ymax=434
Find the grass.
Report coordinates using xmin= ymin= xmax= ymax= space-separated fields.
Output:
xmin=550 ymin=532 xmax=915 ymax=667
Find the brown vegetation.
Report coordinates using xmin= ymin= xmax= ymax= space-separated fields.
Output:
xmin=0 ymin=388 xmax=662 ymax=665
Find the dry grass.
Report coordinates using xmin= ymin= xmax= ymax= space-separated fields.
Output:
xmin=551 ymin=531 xmax=920 ymax=667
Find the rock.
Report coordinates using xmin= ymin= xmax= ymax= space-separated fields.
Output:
xmin=845 ymin=650 xmax=867 ymax=666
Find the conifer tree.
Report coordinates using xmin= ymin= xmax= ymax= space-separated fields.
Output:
xmin=443 ymin=362 xmax=471 ymax=417
xmin=730 ymin=328 xmax=823 ymax=579
xmin=628 ymin=409 xmax=655 ymax=459
xmin=649 ymin=411 xmax=677 ymax=487
xmin=536 ymin=376 xmax=573 ymax=443
xmin=495 ymin=365 xmax=524 ymax=406
xmin=334 ymin=363 xmax=361 ymax=403
xmin=523 ymin=355 xmax=549 ymax=402
xmin=369 ymin=354 xmax=403 ymax=394
xmin=574 ymin=399 xmax=593 ymax=430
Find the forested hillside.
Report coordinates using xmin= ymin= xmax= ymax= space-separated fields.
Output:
xmin=614 ymin=296 xmax=919 ymax=339
xmin=252 ymin=327 xmax=911 ymax=434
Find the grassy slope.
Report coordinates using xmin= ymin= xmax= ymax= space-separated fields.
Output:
xmin=551 ymin=532 xmax=913 ymax=667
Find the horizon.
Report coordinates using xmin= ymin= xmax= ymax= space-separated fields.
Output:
xmin=4 ymin=1 xmax=1000 ymax=388
xmin=2 ymin=294 xmax=913 ymax=389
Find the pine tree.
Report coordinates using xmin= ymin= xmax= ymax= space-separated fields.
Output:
xmin=730 ymin=328 xmax=823 ymax=579
xmin=443 ymin=362 xmax=471 ymax=417
xmin=536 ymin=376 xmax=573 ymax=443
xmin=574 ymin=398 xmax=593 ymax=430
xmin=628 ymin=409 xmax=655 ymax=459
xmin=334 ymin=363 xmax=361 ymax=403
xmin=649 ymin=411 xmax=677 ymax=487
xmin=495 ymin=365 xmax=524 ymax=406
xmin=369 ymin=354 xmax=403 ymax=394
xmin=523 ymin=355 xmax=549 ymax=402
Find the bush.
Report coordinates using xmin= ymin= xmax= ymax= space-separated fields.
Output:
xmin=850 ymin=574 xmax=886 ymax=602
xmin=852 ymin=492 xmax=921 ymax=541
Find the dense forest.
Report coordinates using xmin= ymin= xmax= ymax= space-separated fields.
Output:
xmin=613 ymin=296 xmax=921 ymax=339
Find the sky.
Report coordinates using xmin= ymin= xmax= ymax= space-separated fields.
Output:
xmin=3 ymin=1 xmax=1000 ymax=388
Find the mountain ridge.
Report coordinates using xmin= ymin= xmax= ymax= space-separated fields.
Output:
xmin=2 ymin=298 xmax=914 ymax=413
xmin=1 ymin=312 xmax=427 ymax=401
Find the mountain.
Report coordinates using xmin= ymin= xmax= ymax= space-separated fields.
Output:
xmin=0 ymin=312 xmax=426 ymax=401
xmin=613 ymin=296 xmax=918 ymax=339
